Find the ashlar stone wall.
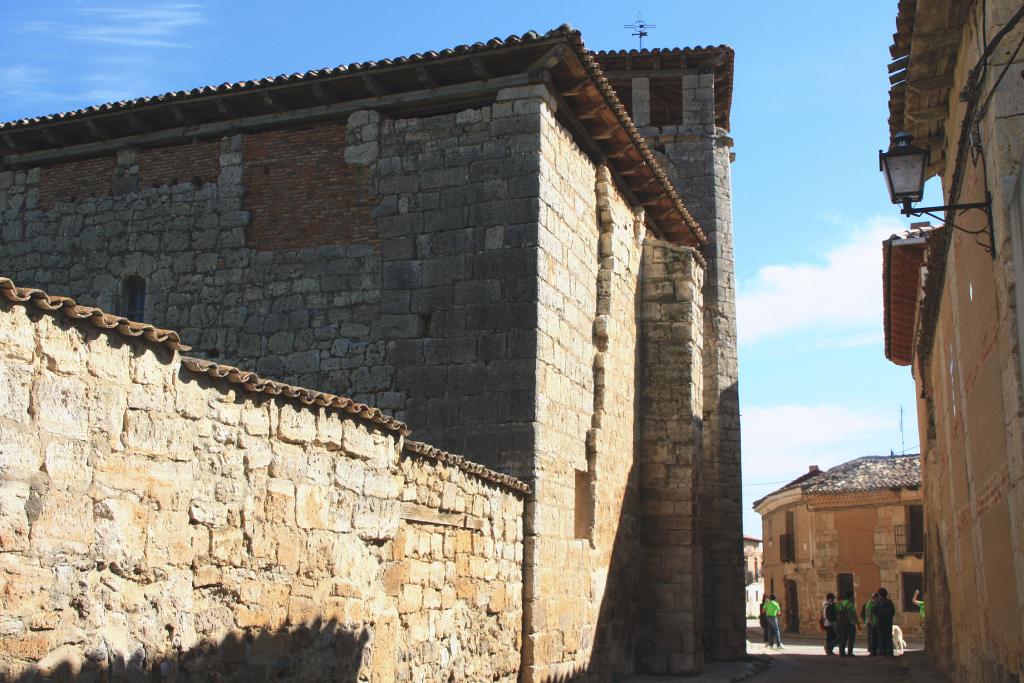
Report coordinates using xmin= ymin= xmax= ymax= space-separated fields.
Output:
xmin=523 ymin=93 xmax=648 ymax=682
xmin=636 ymin=69 xmax=745 ymax=659
xmin=0 ymin=293 xmax=525 ymax=682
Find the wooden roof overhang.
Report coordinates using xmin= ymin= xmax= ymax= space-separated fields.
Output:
xmin=887 ymin=0 xmax=971 ymax=176
xmin=0 ymin=25 xmax=704 ymax=247
xmin=592 ymin=46 xmax=735 ymax=132
xmin=883 ymin=233 xmax=928 ymax=366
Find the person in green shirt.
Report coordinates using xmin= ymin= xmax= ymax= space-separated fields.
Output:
xmin=913 ymin=589 xmax=926 ymax=635
xmin=763 ymin=593 xmax=784 ymax=649
xmin=835 ymin=590 xmax=860 ymax=656
xmin=863 ymin=592 xmax=879 ymax=655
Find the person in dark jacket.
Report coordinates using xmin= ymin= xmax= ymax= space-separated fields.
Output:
xmin=863 ymin=592 xmax=879 ymax=656
xmin=874 ymin=587 xmax=897 ymax=656
xmin=822 ymin=593 xmax=838 ymax=655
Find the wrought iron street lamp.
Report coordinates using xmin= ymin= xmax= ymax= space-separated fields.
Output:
xmin=879 ymin=132 xmax=994 ymax=257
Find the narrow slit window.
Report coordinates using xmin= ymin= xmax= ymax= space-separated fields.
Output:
xmin=117 ymin=275 xmax=146 ymax=322
xmin=574 ymin=469 xmax=594 ymax=541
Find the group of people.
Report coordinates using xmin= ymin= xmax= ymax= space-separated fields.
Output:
xmin=758 ymin=588 xmax=925 ymax=656
xmin=822 ymin=588 xmax=898 ymax=656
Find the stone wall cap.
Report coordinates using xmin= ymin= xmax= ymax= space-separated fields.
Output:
xmin=403 ymin=440 xmax=531 ymax=496
xmin=182 ymin=357 xmax=410 ymax=435
xmin=0 ymin=276 xmax=189 ymax=352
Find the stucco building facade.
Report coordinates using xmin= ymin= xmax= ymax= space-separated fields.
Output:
xmin=880 ymin=1 xmax=1024 ymax=679
xmin=754 ymin=456 xmax=925 ymax=637
xmin=0 ymin=26 xmax=744 ymax=681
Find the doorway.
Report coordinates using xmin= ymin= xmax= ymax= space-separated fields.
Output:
xmin=784 ymin=579 xmax=799 ymax=633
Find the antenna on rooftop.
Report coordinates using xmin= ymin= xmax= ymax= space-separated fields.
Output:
xmin=624 ymin=12 xmax=656 ymax=49
xmin=899 ymin=405 xmax=905 ymax=455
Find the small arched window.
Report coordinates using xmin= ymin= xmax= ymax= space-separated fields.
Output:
xmin=116 ymin=275 xmax=146 ymax=322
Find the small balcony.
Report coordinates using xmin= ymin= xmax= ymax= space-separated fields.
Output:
xmin=895 ymin=524 xmax=925 ymax=556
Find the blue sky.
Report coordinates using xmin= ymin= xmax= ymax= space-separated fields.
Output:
xmin=0 ymin=1 xmax=931 ymax=536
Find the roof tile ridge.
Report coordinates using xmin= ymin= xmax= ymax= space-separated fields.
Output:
xmin=403 ymin=439 xmax=531 ymax=496
xmin=180 ymin=356 xmax=409 ymax=435
xmin=0 ymin=276 xmax=188 ymax=351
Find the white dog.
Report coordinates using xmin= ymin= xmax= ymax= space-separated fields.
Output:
xmin=892 ymin=624 xmax=907 ymax=655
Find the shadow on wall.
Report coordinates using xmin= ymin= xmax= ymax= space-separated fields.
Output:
xmin=9 ymin=619 xmax=370 ymax=682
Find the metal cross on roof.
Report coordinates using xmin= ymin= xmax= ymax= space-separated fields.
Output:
xmin=624 ymin=12 xmax=656 ymax=49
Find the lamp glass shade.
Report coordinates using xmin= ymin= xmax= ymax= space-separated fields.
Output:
xmin=879 ymin=135 xmax=929 ymax=205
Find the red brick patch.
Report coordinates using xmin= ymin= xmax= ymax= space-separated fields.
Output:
xmin=138 ymin=141 xmax=219 ymax=189
xmin=38 ymin=156 xmax=115 ymax=208
xmin=242 ymin=123 xmax=379 ymax=250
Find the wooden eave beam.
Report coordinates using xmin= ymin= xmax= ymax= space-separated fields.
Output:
xmin=906 ymin=104 xmax=948 ymax=123
xmin=561 ymin=79 xmax=591 ymax=97
xmin=605 ymin=143 xmax=633 ymax=159
xmin=470 ymin=56 xmax=491 ymax=80
xmin=3 ymin=72 xmax=537 ymax=167
xmin=309 ymin=82 xmax=332 ymax=104
xmin=125 ymin=112 xmax=157 ymax=133
xmin=908 ymin=72 xmax=954 ymax=94
xmin=1 ymin=132 xmax=29 ymax=153
xmin=415 ymin=64 xmax=438 ymax=89
xmin=576 ymin=103 xmax=606 ymax=120
xmin=169 ymin=104 xmax=201 ymax=126
xmin=361 ymin=73 xmax=386 ymax=97
xmin=40 ymin=126 xmax=73 ymax=147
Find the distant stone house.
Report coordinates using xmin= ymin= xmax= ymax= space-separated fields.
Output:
xmin=743 ymin=536 xmax=763 ymax=617
xmin=753 ymin=456 xmax=925 ymax=636
xmin=878 ymin=0 xmax=1024 ymax=679
xmin=0 ymin=26 xmax=743 ymax=681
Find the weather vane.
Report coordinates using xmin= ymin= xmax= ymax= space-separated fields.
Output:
xmin=624 ymin=12 xmax=656 ymax=49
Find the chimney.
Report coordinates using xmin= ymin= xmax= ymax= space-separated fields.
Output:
xmin=808 ymin=465 xmax=820 ymax=474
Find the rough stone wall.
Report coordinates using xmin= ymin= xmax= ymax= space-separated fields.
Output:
xmin=909 ymin=2 xmax=1024 ymax=680
xmin=637 ymin=70 xmax=745 ymax=659
xmin=522 ymin=93 xmax=645 ymax=682
xmin=0 ymin=98 xmax=543 ymax=468
xmin=636 ymin=240 xmax=705 ymax=674
xmin=0 ymin=296 xmax=524 ymax=682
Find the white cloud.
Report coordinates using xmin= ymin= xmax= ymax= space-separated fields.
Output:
xmin=23 ymin=4 xmax=204 ymax=49
xmin=737 ymin=215 xmax=907 ymax=348
xmin=741 ymin=402 xmax=900 ymax=535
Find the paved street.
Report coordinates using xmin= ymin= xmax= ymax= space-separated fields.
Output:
xmin=626 ymin=623 xmax=950 ymax=683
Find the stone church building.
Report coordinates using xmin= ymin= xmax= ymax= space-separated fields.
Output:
xmin=0 ymin=26 xmax=742 ymax=681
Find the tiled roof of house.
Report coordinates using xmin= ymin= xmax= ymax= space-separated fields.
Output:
xmin=754 ymin=455 xmax=921 ymax=508
xmin=801 ymin=455 xmax=921 ymax=494
xmin=0 ymin=276 xmax=188 ymax=351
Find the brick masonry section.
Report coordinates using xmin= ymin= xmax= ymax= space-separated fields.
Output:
xmin=243 ymin=123 xmax=379 ymax=250
xmin=138 ymin=141 xmax=220 ymax=190
xmin=37 ymin=156 xmax=114 ymax=208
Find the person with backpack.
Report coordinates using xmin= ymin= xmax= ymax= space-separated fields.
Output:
xmin=821 ymin=593 xmax=838 ymax=655
xmin=835 ymin=590 xmax=860 ymax=656
xmin=863 ymin=592 xmax=879 ymax=655
xmin=875 ymin=587 xmax=897 ymax=655
xmin=763 ymin=593 xmax=784 ymax=649
xmin=759 ymin=595 xmax=770 ymax=646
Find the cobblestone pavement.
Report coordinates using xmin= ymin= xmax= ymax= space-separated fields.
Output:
xmin=624 ymin=624 xmax=951 ymax=683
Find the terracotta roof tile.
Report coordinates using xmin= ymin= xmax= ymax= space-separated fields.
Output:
xmin=0 ymin=276 xmax=188 ymax=351
xmin=181 ymin=357 xmax=410 ymax=435
xmin=404 ymin=440 xmax=531 ymax=495
xmin=801 ymin=455 xmax=921 ymax=494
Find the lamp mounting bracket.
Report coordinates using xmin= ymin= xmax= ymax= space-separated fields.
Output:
xmin=900 ymin=192 xmax=995 ymax=258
